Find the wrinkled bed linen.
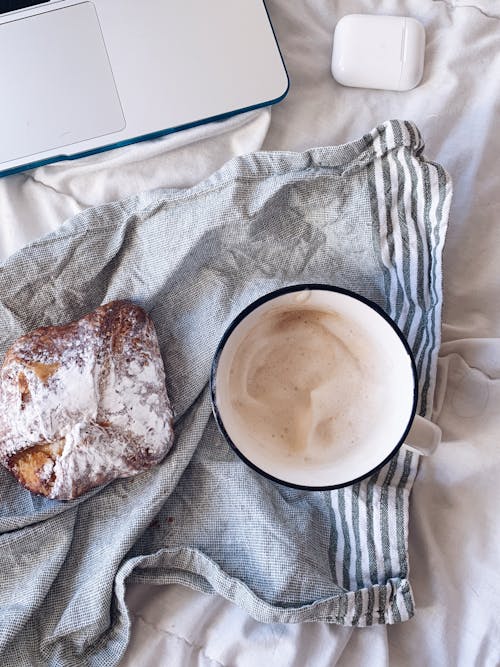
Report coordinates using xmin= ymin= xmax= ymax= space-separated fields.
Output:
xmin=0 ymin=0 xmax=499 ymax=665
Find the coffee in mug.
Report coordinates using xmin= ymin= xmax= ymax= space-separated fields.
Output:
xmin=210 ymin=284 xmax=440 ymax=489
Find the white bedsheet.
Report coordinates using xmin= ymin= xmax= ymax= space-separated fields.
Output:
xmin=1 ymin=1 xmax=499 ymax=665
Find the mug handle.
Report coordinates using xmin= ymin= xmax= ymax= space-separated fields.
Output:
xmin=403 ymin=415 xmax=442 ymax=456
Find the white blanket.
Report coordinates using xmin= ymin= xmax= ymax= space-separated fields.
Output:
xmin=1 ymin=1 xmax=499 ymax=664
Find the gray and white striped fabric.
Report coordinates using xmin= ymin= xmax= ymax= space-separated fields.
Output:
xmin=0 ymin=120 xmax=451 ymax=665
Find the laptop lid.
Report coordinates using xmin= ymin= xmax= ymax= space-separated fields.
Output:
xmin=0 ymin=0 xmax=288 ymax=176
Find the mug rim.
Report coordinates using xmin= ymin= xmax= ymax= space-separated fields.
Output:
xmin=210 ymin=283 xmax=419 ymax=491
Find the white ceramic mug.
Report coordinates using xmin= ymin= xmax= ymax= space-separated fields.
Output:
xmin=210 ymin=284 xmax=441 ymax=490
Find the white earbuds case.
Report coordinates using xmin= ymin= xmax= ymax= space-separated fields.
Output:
xmin=332 ymin=14 xmax=425 ymax=91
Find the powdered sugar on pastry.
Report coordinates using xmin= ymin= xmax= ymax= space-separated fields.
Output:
xmin=0 ymin=301 xmax=174 ymax=500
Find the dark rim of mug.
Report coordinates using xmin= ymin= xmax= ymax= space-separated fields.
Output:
xmin=210 ymin=283 xmax=419 ymax=491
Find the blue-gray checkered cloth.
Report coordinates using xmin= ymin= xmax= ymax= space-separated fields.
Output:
xmin=0 ymin=120 xmax=452 ymax=666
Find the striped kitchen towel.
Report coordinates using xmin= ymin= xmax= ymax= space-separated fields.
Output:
xmin=0 ymin=120 xmax=451 ymax=666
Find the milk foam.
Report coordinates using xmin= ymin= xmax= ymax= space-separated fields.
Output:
xmin=227 ymin=306 xmax=390 ymax=464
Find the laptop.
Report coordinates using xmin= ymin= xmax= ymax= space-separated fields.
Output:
xmin=0 ymin=0 xmax=288 ymax=177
